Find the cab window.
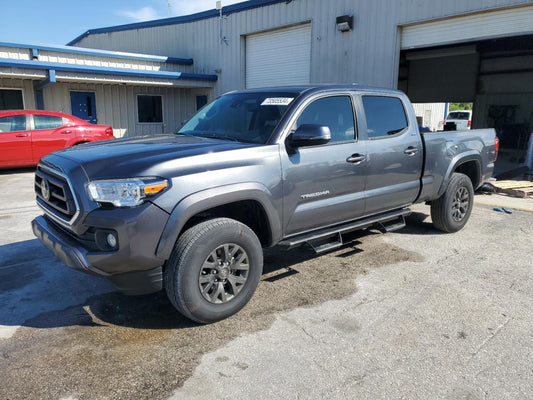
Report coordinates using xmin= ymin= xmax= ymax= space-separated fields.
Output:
xmin=362 ymin=96 xmax=407 ymax=138
xmin=296 ymin=96 xmax=355 ymax=143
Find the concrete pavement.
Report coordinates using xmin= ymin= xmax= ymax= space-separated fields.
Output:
xmin=0 ymin=170 xmax=532 ymax=399
xmin=172 ymin=203 xmax=533 ymax=400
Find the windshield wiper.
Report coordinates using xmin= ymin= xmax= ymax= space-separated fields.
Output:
xmin=195 ymin=133 xmax=242 ymax=142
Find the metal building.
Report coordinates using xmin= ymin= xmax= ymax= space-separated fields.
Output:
xmin=2 ymin=0 xmax=533 ymax=173
xmin=0 ymin=42 xmax=215 ymax=137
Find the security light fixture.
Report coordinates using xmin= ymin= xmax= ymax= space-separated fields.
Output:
xmin=336 ymin=15 xmax=353 ymax=32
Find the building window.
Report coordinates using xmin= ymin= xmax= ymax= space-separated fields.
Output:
xmin=196 ymin=95 xmax=208 ymax=110
xmin=362 ymin=96 xmax=408 ymax=138
xmin=137 ymin=95 xmax=163 ymax=123
xmin=0 ymin=89 xmax=24 ymax=110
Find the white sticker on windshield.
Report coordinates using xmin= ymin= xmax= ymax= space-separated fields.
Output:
xmin=261 ymin=97 xmax=294 ymax=106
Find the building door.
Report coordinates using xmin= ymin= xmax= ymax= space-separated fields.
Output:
xmin=246 ymin=24 xmax=311 ymax=89
xmin=70 ymin=91 xmax=97 ymax=124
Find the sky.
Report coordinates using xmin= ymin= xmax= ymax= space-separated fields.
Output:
xmin=0 ymin=0 xmax=245 ymax=45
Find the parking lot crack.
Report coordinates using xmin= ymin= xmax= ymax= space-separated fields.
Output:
xmin=299 ymin=325 xmax=318 ymax=341
xmin=468 ymin=317 xmax=511 ymax=362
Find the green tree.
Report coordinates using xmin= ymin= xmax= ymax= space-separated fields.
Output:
xmin=449 ymin=103 xmax=473 ymax=111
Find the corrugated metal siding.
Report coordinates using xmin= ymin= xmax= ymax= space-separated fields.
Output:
xmin=42 ymin=82 xmax=198 ymax=137
xmin=245 ymin=24 xmax=311 ymax=88
xmin=52 ymin=71 xmax=211 ymax=87
xmin=0 ymin=66 xmax=46 ymax=80
xmin=0 ymin=46 xmax=190 ymax=73
xmin=412 ymin=103 xmax=447 ymax=131
xmin=0 ymin=78 xmax=35 ymax=109
xmin=0 ymin=47 xmax=29 ymax=60
xmin=73 ymin=0 xmax=532 ymax=95
xmin=401 ymin=5 xmax=533 ymax=49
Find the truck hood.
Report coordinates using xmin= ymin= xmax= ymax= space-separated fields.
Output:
xmin=49 ymin=134 xmax=259 ymax=179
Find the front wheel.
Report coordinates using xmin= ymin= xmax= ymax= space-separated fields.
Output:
xmin=431 ymin=172 xmax=474 ymax=233
xmin=165 ymin=218 xmax=263 ymax=324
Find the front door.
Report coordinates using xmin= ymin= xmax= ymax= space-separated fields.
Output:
xmin=70 ymin=91 xmax=97 ymax=124
xmin=0 ymin=114 xmax=32 ymax=167
xmin=281 ymin=94 xmax=367 ymax=236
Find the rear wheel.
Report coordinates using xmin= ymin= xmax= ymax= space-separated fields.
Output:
xmin=165 ymin=218 xmax=263 ymax=323
xmin=431 ymin=172 xmax=474 ymax=233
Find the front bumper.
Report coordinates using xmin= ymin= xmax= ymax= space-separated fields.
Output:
xmin=32 ymin=201 xmax=169 ymax=295
xmin=32 ymin=215 xmax=105 ymax=276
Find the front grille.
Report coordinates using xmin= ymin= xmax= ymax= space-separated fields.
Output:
xmin=35 ymin=165 xmax=79 ymax=225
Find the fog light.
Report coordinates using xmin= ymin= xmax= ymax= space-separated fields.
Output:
xmin=106 ymin=233 xmax=117 ymax=248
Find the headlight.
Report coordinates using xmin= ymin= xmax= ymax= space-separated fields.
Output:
xmin=88 ymin=178 xmax=169 ymax=207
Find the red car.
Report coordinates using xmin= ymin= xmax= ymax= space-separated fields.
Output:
xmin=0 ymin=110 xmax=115 ymax=168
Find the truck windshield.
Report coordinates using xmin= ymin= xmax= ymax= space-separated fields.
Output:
xmin=179 ymin=93 xmax=295 ymax=144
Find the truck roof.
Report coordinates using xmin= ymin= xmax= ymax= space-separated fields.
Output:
xmin=227 ymin=84 xmax=406 ymax=97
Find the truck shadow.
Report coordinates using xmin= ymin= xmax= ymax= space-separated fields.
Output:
xmin=1 ymin=215 xmax=436 ymax=332
xmin=22 ymin=291 xmax=196 ymax=330
xmin=20 ymin=246 xmax=328 ymax=331
xmin=0 ymin=167 xmax=36 ymax=175
xmin=399 ymin=211 xmax=444 ymax=235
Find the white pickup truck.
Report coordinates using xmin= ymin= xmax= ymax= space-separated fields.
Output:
xmin=445 ymin=110 xmax=472 ymax=130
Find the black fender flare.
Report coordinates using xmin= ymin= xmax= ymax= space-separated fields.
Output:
xmin=438 ymin=151 xmax=481 ymax=197
xmin=155 ymin=182 xmax=282 ymax=259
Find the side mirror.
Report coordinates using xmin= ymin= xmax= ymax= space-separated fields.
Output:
xmin=288 ymin=124 xmax=331 ymax=149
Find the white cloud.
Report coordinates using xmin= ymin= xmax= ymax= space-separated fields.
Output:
xmin=117 ymin=6 xmax=162 ymax=22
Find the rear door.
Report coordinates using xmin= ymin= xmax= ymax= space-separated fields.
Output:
xmin=30 ymin=114 xmax=70 ymax=163
xmin=359 ymin=94 xmax=423 ymax=215
xmin=281 ymin=94 xmax=367 ymax=236
xmin=0 ymin=114 xmax=32 ymax=167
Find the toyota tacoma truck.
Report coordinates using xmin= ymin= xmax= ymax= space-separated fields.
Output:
xmin=32 ymin=85 xmax=498 ymax=323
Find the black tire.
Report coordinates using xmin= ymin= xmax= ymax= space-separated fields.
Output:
xmin=165 ymin=218 xmax=263 ymax=324
xmin=431 ymin=172 xmax=474 ymax=233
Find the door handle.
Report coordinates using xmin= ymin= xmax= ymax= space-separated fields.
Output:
xmin=404 ymin=146 xmax=419 ymax=156
xmin=15 ymin=133 xmax=29 ymax=137
xmin=62 ymin=130 xmax=72 ymax=134
xmin=346 ymin=154 xmax=366 ymax=163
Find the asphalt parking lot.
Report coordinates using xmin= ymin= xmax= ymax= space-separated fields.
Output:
xmin=1 ymin=170 xmax=532 ymax=400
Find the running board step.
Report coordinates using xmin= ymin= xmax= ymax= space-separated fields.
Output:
xmin=308 ymin=233 xmax=343 ymax=254
xmin=279 ymin=208 xmax=411 ymax=250
xmin=380 ymin=216 xmax=406 ymax=232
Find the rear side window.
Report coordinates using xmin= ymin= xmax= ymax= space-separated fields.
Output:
xmin=0 ymin=115 xmax=26 ymax=132
xmin=362 ymin=96 xmax=407 ymax=139
xmin=447 ymin=112 xmax=470 ymax=120
xmin=296 ymin=96 xmax=355 ymax=143
xmin=33 ymin=115 xmax=63 ymax=130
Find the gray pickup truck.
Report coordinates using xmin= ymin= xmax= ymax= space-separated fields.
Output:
xmin=32 ymin=85 xmax=498 ymax=323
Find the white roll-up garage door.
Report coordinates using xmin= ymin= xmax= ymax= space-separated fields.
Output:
xmin=401 ymin=5 xmax=533 ymax=50
xmin=246 ymin=24 xmax=311 ymax=89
